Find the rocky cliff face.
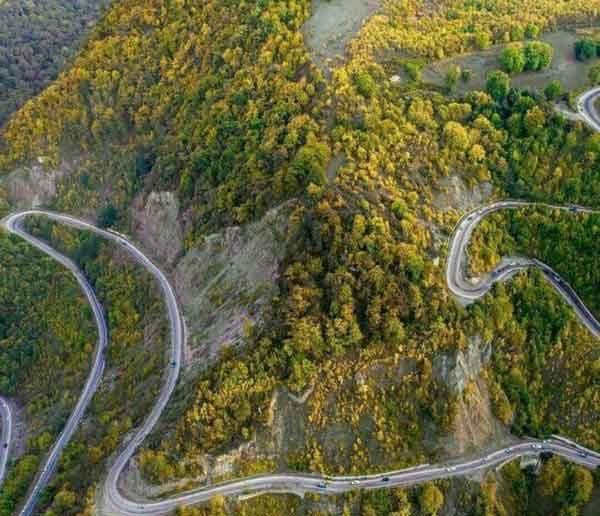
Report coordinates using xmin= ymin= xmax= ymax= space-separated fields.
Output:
xmin=433 ymin=174 xmax=494 ymax=213
xmin=433 ymin=336 xmax=492 ymax=395
xmin=131 ymin=191 xmax=183 ymax=266
xmin=433 ymin=337 xmax=515 ymax=455
xmin=3 ymin=156 xmax=82 ymax=208
xmin=174 ymin=202 xmax=295 ymax=364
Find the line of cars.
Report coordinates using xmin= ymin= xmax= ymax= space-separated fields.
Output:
xmin=316 ymin=476 xmax=392 ymax=490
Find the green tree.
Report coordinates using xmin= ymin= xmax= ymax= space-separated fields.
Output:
xmin=52 ymin=488 xmax=77 ymax=511
xmin=391 ymin=198 xmax=408 ymax=219
xmin=354 ymin=72 xmax=376 ymax=98
xmin=524 ymin=41 xmax=554 ymax=71
xmin=525 ymin=24 xmax=540 ymax=39
xmin=288 ymin=142 xmax=331 ymax=192
xmin=486 ymin=70 xmax=511 ymax=102
xmin=443 ymin=121 xmax=469 ymax=151
xmin=571 ymin=467 xmax=593 ymax=505
xmin=523 ymin=106 xmax=546 ymax=135
xmin=575 ymin=38 xmax=598 ymax=61
xmin=445 ymin=65 xmax=461 ymax=92
xmin=501 ymin=45 xmax=525 ymax=74
xmin=544 ymin=80 xmax=562 ymax=101
xmin=97 ymin=203 xmax=117 ymax=228
xmin=510 ymin=26 xmax=525 ymax=42
xmin=589 ymin=64 xmax=600 ymax=85
xmin=474 ymin=31 xmax=493 ymax=50
xmin=404 ymin=62 xmax=422 ymax=81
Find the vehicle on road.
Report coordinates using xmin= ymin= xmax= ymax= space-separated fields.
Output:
xmin=381 ymin=476 xmax=390 ymax=482
xmin=317 ymin=482 xmax=328 ymax=489
xmin=351 ymin=480 xmax=360 ymax=486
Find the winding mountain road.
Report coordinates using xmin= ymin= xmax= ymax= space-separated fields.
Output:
xmin=2 ymin=211 xmax=109 ymax=516
xmin=0 ymin=210 xmax=183 ymax=516
xmin=446 ymin=200 xmax=600 ymax=337
xmin=0 ymin=88 xmax=599 ymax=514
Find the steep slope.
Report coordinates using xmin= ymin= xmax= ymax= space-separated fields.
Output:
xmin=1 ymin=0 xmax=600 ymax=514
xmin=0 ymin=0 xmax=328 ymax=234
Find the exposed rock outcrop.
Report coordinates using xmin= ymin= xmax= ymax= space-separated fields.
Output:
xmin=174 ymin=202 xmax=295 ymax=364
xmin=302 ymin=0 xmax=381 ymax=71
xmin=3 ymin=157 xmax=82 ymax=208
xmin=131 ymin=191 xmax=183 ymax=266
xmin=433 ymin=174 xmax=493 ymax=213
xmin=434 ymin=337 xmax=515 ymax=455
xmin=433 ymin=336 xmax=492 ymax=395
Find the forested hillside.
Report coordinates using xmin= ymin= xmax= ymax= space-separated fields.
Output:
xmin=469 ymin=207 xmax=600 ymax=317
xmin=0 ymin=0 xmax=327 ymax=235
xmin=1 ymin=0 xmax=600 ymax=514
xmin=0 ymin=218 xmax=167 ymax=515
xmin=0 ymin=0 xmax=109 ymax=126
xmin=0 ymin=231 xmax=95 ymax=513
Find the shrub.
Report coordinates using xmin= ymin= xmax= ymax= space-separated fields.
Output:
xmin=544 ymin=80 xmax=562 ymax=101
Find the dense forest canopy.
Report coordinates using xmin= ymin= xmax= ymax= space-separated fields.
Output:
xmin=0 ymin=0 xmax=110 ymax=127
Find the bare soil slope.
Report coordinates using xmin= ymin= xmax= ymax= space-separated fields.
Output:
xmin=302 ymin=0 xmax=381 ymax=70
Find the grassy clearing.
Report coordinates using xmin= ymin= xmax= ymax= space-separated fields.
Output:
xmin=422 ymin=30 xmax=600 ymax=94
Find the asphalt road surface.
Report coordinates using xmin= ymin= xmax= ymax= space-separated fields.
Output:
xmin=0 ymin=396 xmax=13 ymax=486
xmin=0 ymin=86 xmax=599 ymax=514
xmin=578 ymin=86 xmax=600 ymax=132
xmin=446 ymin=200 xmax=600 ymax=337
